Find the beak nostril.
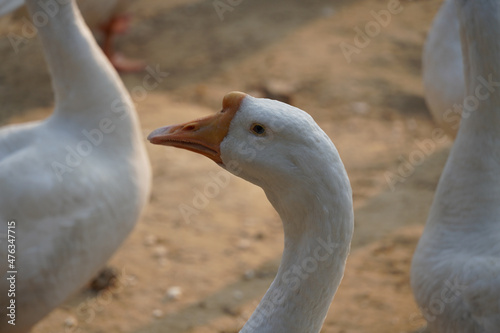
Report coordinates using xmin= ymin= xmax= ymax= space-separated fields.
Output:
xmin=183 ymin=124 xmax=197 ymax=131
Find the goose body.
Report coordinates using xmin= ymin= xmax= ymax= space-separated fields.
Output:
xmin=149 ymin=92 xmax=354 ymax=333
xmin=0 ymin=0 xmax=151 ymax=331
xmin=423 ymin=0 xmax=464 ymax=137
xmin=411 ymin=0 xmax=500 ymax=332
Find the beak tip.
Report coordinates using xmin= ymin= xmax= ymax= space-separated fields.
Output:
xmin=147 ymin=126 xmax=169 ymax=143
xmin=147 ymin=131 xmax=157 ymax=142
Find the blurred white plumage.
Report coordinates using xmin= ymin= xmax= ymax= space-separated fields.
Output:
xmin=0 ymin=0 xmax=151 ymax=331
xmin=422 ymin=0 xmax=464 ymax=138
xmin=412 ymin=0 xmax=500 ymax=332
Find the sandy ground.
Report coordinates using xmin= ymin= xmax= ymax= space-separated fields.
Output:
xmin=0 ymin=0 xmax=451 ymax=332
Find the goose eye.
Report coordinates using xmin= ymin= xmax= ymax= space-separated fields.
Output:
xmin=250 ymin=123 xmax=266 ymax=135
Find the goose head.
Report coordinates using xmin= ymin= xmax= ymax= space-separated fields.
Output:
xmin=149 ymin=92 xmax=353 ymax=333
xmin=148 ymin=92 xmax=347 ymax=199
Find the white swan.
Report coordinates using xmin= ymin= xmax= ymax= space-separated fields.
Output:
xmin=423 ymin=0 xmax=464 ymax=137
xmin=148 ymin=91 xmax=354 ymax=333
xmin=411 ymin=0 xmax=500 ymax=332
xmin=0 ymin=0 xmax=151 ymax=331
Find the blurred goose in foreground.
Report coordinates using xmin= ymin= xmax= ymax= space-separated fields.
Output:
xmin=0 ymin=0 xmax=144 ymax=72
xmin=411 ymin=0 xmax=500 ymax=332
xmin=0 ymin=0 xmax=151 ymax=331
xmin=422 ymin=0 xmax=464 ymax=137
xmin=149 ymin=92 xmax=354 ymax=333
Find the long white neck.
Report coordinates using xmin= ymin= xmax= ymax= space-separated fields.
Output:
xmin=427 ymin=0 xmax=500 ymax=230
xmin=457 ymin=0 xmax=500 ymax=135
xmin=241 ymin=166 xmax=353 ymax=333
xmin=25 ymin=0 xmax=135 ymax=125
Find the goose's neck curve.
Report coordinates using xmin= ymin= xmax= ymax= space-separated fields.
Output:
xmin=241 ymin=163 xmax=353 ymax=333
xmin=426 ymin=0 xmax=500 ymax=231
xmin=25 ymin=0 xmax=134 ymax=123
xmin=456 ymin=0 xmax=500 ymax=136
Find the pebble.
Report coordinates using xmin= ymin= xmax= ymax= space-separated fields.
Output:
xmin=144 ymin=234 xmax=158 ymax=247
xmin=152 ymin=309 xmax=163 ymax=318
xmin=153 ymin=245 xmax=168 ymax=259
xmin=233 ymin=290 xmax=244 ymax=300
xmin=125 ymin=274 xmax=137 ymax=286
xmin=237 ymin=239 xmax=251 ymax=250
xmin=64 ymin=316 xmax=77 ymax=328
xmin=243 ymin=269 xmax=256 ymax=280
xmin=166 ymin=286 xmax=182 ymax=301
xmin=351 ymin=101 xmax=370 ymax=115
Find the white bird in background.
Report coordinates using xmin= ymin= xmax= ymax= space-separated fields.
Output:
xmin=411 ymin=0 xmax=500 ymax=332
xmin=1 ymin=0 xmax=145 ymax=72
xmin=422 ymin=0 xmax=464 ymax=138
xmin=148 ymin=91 xmax=354 ymax=333
xmin=0 ymin=0 xmax=151 ymax=331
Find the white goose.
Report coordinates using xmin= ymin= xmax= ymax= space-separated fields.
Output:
xmin=0 ymin=0 xmax=151 ymax=331
xmin=148 ymin=91 xmax=354 ymax=332
xmin=411 ymin=0 xmax=500 ymax=332
xmin=423 ymin=0 xmax=465 ymax=138
xmin=1 ymin=0 xmax=144 ymax=72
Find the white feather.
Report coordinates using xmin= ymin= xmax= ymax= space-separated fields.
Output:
xmin=0 ymin=1 xmax=151 ymax=332
xmin=423 ymin=0 xmax=464 ymax=137
xmin=412 ymin=1 xmax=500 ymax=332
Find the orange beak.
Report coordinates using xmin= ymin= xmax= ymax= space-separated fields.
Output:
xmin=148 ymin=91 xmax=246 ymax=164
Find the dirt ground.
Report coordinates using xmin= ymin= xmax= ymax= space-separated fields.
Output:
xmin=0 ymin=0 xmax=451 ymax=332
